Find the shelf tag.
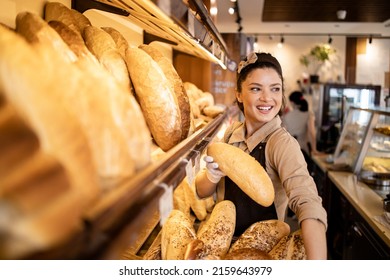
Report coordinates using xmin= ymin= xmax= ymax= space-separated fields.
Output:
xmin=158 ymin=183 xmax=173 ymax=226
xmin=185 ymin=158 xmax=194 ymax=186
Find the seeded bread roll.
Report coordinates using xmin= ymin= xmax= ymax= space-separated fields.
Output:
xmin=229 ymin=219 xmax=290 ymax=253
xmin=161 ymin=210 xmax=196 ymax=260
xmin=207 ymin=142 xmax=275 ymax=207
xmin=125 ymin=46 xmax=182 ymax=151
xmin=224 ymin=248 xmax=274 ymax=260
xmin=269 ymin=229 xmax=306 ymax=260
xmin=197 ymin=200 xmax=236 ymax=259
xmin=139 ymin=44 xmax=191 ymax=140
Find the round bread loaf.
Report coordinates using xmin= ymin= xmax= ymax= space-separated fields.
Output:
xmin=207 ymin=142 xmax=275 ymax=207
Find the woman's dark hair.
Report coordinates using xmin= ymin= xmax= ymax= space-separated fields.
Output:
xmin=236 ymin=52 xmax=286 ymax=116
xmin=288 ymin=91 xmax=308 ymax=112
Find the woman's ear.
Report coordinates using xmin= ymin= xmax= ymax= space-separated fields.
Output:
xmin=235 ymin=90 xmax=242 ymax=103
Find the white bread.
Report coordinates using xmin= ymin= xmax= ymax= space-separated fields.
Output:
xmin=197 ymin=200 xmax=236 ymax=259
xmin=229 ymin=219 xmax=290 ymax=253
xmin=207 ymin=142 xmax=275 ymax=207
xmin=161 ymin=209 xmax=196 ymax=260
xmin=125 ymin=46 xmax=182 ymax=151
xmin=139 ymin=44 xmax=192 ymax=140
xmin=83 ymin=25 xmax=131 ymax=93
xmin=269 ymin=229 xmax=306 ymax=260
xmin=44 ymin=1 xmax=91 ymax=35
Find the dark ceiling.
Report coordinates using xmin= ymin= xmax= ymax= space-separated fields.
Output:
xmin=262 ymin=0 xmax=390 ymax=23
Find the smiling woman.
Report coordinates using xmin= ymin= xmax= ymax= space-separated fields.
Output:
xmin=195 ymin=52 xmax=328 ymax=260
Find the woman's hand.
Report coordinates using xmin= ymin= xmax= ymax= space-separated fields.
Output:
xmin=204 ymin=156 xmax=226 ymax=183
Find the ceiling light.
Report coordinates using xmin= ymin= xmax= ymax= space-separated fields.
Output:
xmin=337 ymin=10 xmax=347 ymax=20
xmin=228 ymin=7 xmax=235 ymax=15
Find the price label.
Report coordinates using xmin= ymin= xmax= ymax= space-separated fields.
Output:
xmin=158 ymin=183 xmax=173 ymax=226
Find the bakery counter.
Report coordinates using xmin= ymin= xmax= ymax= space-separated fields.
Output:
xmin=326 ymin=171 xmax=390 ymax=259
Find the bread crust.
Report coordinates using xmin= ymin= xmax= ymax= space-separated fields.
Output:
xmin=207 ymin=142 xmax=275 ymax=207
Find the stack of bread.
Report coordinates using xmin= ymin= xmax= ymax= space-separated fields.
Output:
xmin=143 ymin=142 xmax=306 ymax=260
xmin=0 ymin=1 xmax=217 ymax=259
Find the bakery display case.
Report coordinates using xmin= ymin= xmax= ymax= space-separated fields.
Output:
xmin=0 ymin=0 xmax=236 ymax=260
xmin=331 ymin=106 xmax=390 ymax=191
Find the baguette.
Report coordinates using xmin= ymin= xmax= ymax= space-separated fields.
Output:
xmin=139 ymin=44 xmax=191 ymax=140
xmin=197 ymin=200 xmax=236 ymax=259
xmin=207 ymin=142 xmax=275 ymax=207
xmin=160 ymin=210 xmax=196 ymax=260
xmin=125 ymin=46 xmax=182 ymax=151
xmin=229 ymin=219 xmax=290 ymax=253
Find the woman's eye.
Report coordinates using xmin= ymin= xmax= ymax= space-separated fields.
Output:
xmin=271 ymin=87 xmax=281 ymax=92
xmin=250 ymin=87 xmax=260 ymax=92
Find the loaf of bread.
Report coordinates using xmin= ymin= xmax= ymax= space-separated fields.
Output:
xmin=229 ymin=219 xmax=290 ymax=253
xmin=2 ymin=20 xmax=151 ymax=190
xmin=197 ymin=200 xmax=236 ymax=259
xmin=15 ymin=11 xmax=77 ymax=63
xmin=125 ymin=46 xmax=182 ymax=151
xmin=101 ymin=26 xmax=129 ymax=59
xmin=224 ymin=248 xmax=274 ymax=260
xmin=44 ymin=1 xmax=91 ymax=35
xmin=48 ymin=20 xmax=99 ymax=66
xmin=173 ymin=180 xmax=191 ymax=217
xmin=269 ymin=229 xmax=306 ymax=260
xmin=161 ymin=209 xmax=196 ymax=260
xmin=139 ymin=44 xmax=192 ymax=140
xmin=83 ymin=25 xmax=131 ymax=92
xmin=207 ymin=142 xmax=275 ymax=207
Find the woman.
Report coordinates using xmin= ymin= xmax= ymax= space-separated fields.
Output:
xmin=195 ymin=52 xmax=327 ymax=259
xmin=283 ymin=91 xmax=322 ymax=158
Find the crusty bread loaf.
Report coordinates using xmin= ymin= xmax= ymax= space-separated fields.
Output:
xmin=229 ymin=219 xmax=290 ymax=253
xmin=207 ymin=142 xmax=275 ymax=207
xmin=203 ymin=105 xmax=225 ymax=118
xmin=161 ymin=209 xmax=196 ymax=260
xmin=83 ymin=25 xmax=131 ymax=92
xmin=15 ymin=11 xmax=77 ymax=63
xmin=173 ymin=180 xmax=191 ymax=217
xmin=1 ymin=22 xmax=151 ymax=190
xmin=48 ymin=20 xmax=99 ymax=65
xmin=139 ymin=44 xmax=192 ymax=140
xmin=44 ymin=1 xmax=91 ymax=35
xmin=224 ymin=248 xmax=274 ymax=260
xmin=269 ymin=229 xmax=306 ymax=260
xmin=197 ymin=200 xmax=236 ymax=259
xmin=184 ymin=239 xmax=205 ymax=260
xmin=101 ymin=26 xmax=129 ymax=58
xmin=125 ymin=46 xmax=182 ymax=151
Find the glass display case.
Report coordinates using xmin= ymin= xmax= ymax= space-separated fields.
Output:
xmin=310 ymin=83 xmax=381 ymax=152
xmin=332 ymin=106 xmax=390 ymax=178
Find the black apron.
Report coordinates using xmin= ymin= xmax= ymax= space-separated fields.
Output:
xmin=224 ymin=142 xmax=277 ymax=236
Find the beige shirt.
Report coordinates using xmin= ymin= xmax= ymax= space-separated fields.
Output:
xmin=218 ymin=115 xmax=327 ymax=228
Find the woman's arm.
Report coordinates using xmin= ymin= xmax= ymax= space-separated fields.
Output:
xmin=301 ymin=218 xmax=327 ymax=260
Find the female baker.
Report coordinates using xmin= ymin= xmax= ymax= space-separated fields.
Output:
xmin=195 ymin=52 xmax=327 ymax=260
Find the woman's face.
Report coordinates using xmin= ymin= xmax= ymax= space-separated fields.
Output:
xmin=236 ymin=67 xmax=283 ymax=134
